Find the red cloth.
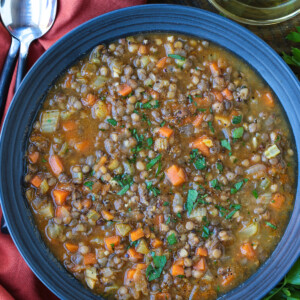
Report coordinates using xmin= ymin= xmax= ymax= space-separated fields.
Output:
xmin=0 ymin=1 xmax=145 ymax=299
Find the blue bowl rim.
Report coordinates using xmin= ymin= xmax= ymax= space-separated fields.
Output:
xmin=0 ymin=4 xmax=299 ymax=300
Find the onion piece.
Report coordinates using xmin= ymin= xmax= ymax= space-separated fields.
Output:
xmin=245 ymin=164 xmax=266 ymax=179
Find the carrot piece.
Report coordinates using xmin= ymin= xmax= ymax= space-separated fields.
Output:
xmin=213 ymin=91 xmax=223 ymax=102
xmin=135 ymin=263 xmax=147 ymax=270
xmin=158 ymin=126 xmax=174 ymax=138
xmin=31 ymin=175 xmax=42 ymax=188
xmin=55 ymin=205 xmax=70 ymax=218
xmin=222 ymin=272 xmax=235 ymax=287
xmin=174 ymin=259 xmax=184 ymax=266
xmin=193 ymin=114 xmax=204 ymax=127
xmin=222 ymin=88 xmax=233 ymax=100
xmin=64 ymin=243 xmax=78 ymax=253
xmin=104 ymin=236 xmax=121 ymax=252
xmin=193 ymin=258 xmax=206 ymax=271
xmin=118 ymin=84 xmax=132 ymax=96
xmin=130 ymin=228 xmax=144 ymax=242
xmin=196 ymin=247 xmax=208 ymax=256
xmin=83 ymin=93 xmax=97 ymax=106
xmin=191 ymin=136 xmax=211 ymax=156
xmin=83 ymin=253 xmax=97 ymax=265
xmin=151 ymin=238 xmax=163 ymax=248
xmin=240 ymin=242 xmax=256 ymax=260
xmin=138 ymin=44 xmax=148 ymax=55
xmin=101 ymin=210 xmax=114 ymax=220
xmin=49 ymin=155 xmax=64 ymax=176
xmin=125 ymin=269 xmax=136 ymax=285
xmin=28 ymin=152 xmax=39 ymax=164
xmin=270 ymin=193 xmax=285 ymax=209
xmin=210 ymin=62 xmax=220 ymax=76
xmin=165 ymin=165 xmax=187 ymax=186
xmin=62 ymin=120 xmax=77 ymax=132
xmin=154 ymin=214 xmax=164 ymax=226
xmin=153 ymin=293 xmax=171 ymax=300
xmin=127 ymin=248 xmax=144 ymax=260
xmin=156 ymin=57 xmax=168 ymax=69
xmin=262 ymin=92 xmax=275 ymax=108
xmin=75 ymin=141 xmax=90 ymax=153
xmin=52 ymin=189 xmax=70 ymax=206
xmin=171 ymin=264 xmax=185 ymax=276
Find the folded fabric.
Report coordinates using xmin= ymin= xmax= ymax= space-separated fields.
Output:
xmin=0 ymin=1 xmax=145 ymax=299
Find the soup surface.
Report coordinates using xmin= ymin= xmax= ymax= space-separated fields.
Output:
xmin=24 ymin=34 xmax=296 ymax=300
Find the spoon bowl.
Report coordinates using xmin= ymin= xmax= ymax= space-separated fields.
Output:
xmin=0 ymin=0 xmax=57 ymax=89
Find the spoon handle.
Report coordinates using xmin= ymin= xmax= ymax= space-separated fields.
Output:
xmin=0 ymin=36 xmax=20 ymax=119
xmin=15 ymin=41 xmax=31 ymax=91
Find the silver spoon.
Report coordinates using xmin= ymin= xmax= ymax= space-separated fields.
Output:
xmin=0 ymin=0 xmax=57 ymax=92
xmin=0 ymin=0 xmax=57 ymax=234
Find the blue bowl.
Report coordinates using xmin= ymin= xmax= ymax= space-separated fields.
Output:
xmin=0 ymin=4 xmax=299 ymax=300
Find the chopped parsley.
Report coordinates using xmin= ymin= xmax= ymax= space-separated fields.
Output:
xmin=107 ymin=118 xmax=117 ymax=126
xmin=216 ymin=162 xmax=223 ymax=173
xmin=186 ymin=189 xmax=198 ymax=215
xmin=265 ymin=221 xmax=277 ymax=230
xmin=221 ymin=139 xmax=231 ymax=151
xmin=208 ymin=121 xmax=215 ymax=133
xmin=210 ymin=179 xmax=221 ymax=190
xmin=202 ymin=225 xmax=210 ymax=239
xmin=146 ymin=181 xmax=161 ymax=197
xmin=136 ymin=100 xmax=159 ymax=109
xmin=83 ymin=181 xmax=94 ymax=190
xmin=230 ymin=179 xmax=248 ymax=194
xmin=167 ymin=233 xmax=177 ymax=245
xmin=167 ymin=54 xmax=185 ymax=61
xmin=147 ymin=154 xmax=162 ymax=170
xmin=163 ymin=201 xmax=169 ymax=206
xmin=190 ymin=149 xmax=206 ymax=170
xmin=42 ymin=158 xmax=47 ymax=163
xmin=225 ymin=204 xmax=241 ymax=219
xmin=146 ymin=253 xmax=167 ymax=281
xmin=252 ymin=189 xmax=259 ymax=199
xmin=114 ymin=174 xmax=133 ymax=196
xmin=232 ymin=115 xmax=242 ymax=124
xmin=147 ymin=137 xmax=153 ymax=146
xmin=160 ymin=121 xmax=166 ymax=127
xmin=232 ymin=127 xmax=244 ymax=139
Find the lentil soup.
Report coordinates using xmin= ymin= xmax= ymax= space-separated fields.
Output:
xmin=24 ymin=34 xmax=296 ymax=300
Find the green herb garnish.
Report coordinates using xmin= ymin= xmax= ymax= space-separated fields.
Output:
xmin=252 ymin=189 xmax=259 ymax=199
xmin=265 ymin=221 xmax=277 ymax=230
xmin=232 ymin=115 xmax=242 ymax=124
xmin=168 ymin=54 xmax=185 ymax=61
xmin=84 ymin=181 xmax=94 ymax=190
xmin=147 ymin=154 xmax=162 ymax=170
xmin=186 ymin=189 xmax=198 ymax=215
xmin=210 ymin=179 xmax=221 ymax=190
xmin=146 ymin=181 xmax=161 ymax=197
xmin=221 ymin=139 xmax=231 ymax=151
xmin=208 ymin=121 xmax=215 ymax=133
xmin=216 ymin=162 xmax=223 ymax=173
xmin=146 ymin=253 xmax=167 ymax=281
xmin=107 ymin=118 xmax=117 ymax=126
xmin=167 ymin=233 xmax=177 ymax=245
xmin=232 ymin=127 xmax=244 ymax=139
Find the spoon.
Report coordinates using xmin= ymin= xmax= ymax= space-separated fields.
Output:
xmin=0 ymin=0 xmax=57 ymax=234
xmin=0 ymin=0 xmax=57 ymax=91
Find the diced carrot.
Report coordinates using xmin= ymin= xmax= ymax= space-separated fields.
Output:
xmin=196 ymin=247 xmax=208 ymax=256
xmin=82 ymin=198 xmax=92 ymax=209
xmin=135 ymin=263 xmax=147 ymax=270
xmin=171 ymin=264 xmax=185 ymax=276
xmin=165 ymin=165 xmax=187 ymax=186
xmin=31 ymin=175 xmax=42 ymax=188
xmin=240 ymin=242 xmax=256 ymax=260
xmin=213 ymin=91 xmax=223 ymax=102
xmin=104 ymin=236 xmax=121 ymax=252
xmin=156 ymin=57 xmax=168 ymax=69
xmin=154 ymin=214 xmax=164 ymax=226
xmin=101 ymin=210 xmax=114 ymax=220
xmin=83 ymin=253 xmax=97 ymax=265
xmin=83 ymin=93 xmax=97 ymax=106
xmin=210 ymin=62 xmax=220 ymax=76
xmin=28 ymin=152 xmax=39 ymax=164
xmin=49 ymin=155 xmax=64 ymax=176
xmin=151 ymin=238 xmax=163 ymax=248
xmin=55 ymin=205 xmax=70 ymax=218
xmin=93 ymin=156 xmax=107 ymax=172
xmin=52 ymin=189 xmax=70 ymax=205
xmin=191 ymin=136 xmax=211 ymax=156
xmin=193 ymin=258 xmax=206 ymax=271
xmin=125 ymin=269 xmax=136 ymax=285
xmin=127 ymin=248 xmax=144 ymax=260
xmin=75 ymin=141 xmax=90 ymax=153
xmin=130 ymin=228 xmax=144 ymax=242
xmin=222 ymin=88 xmax=233 ymax=100
xmin=118 ymin=84 xmax=132 ymax=97
xmin=262 ymin=92 xmax=275 ymax=108
xmin=158 ymin=126 xmax=174 ymax=138
xmin=153 ymin=293 xmax=171 ymax=300
xmin=138 ymin=45 xmax=148 ymax=55
xmin=193 ymin=114 xmax=204 ymax=127
xmin=62 ymin=120 xmax=77 ymax=132
xmin=64 ymin=74 xmax=72 ymax=89
xmin=270 ymin=193 xmax=285 ymax=209
xmin=64 ymin=243 xmax=78 ymax=253
xmin=221 ymin=272 xmax=235 ymax=287
xmin=174 ymin=259 xmax=184 ymax=266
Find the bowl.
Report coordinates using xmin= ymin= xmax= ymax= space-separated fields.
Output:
xmin=0 ymin=4 xmax=299 ymax=300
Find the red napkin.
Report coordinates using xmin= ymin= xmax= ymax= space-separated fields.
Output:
xmin=0 ymin=1 xmax=145 ymax=299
